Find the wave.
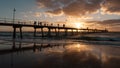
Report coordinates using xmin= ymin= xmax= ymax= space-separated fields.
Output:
xmin=0 ymin=32 xmax=120 ymax=42
xmin=72 ymin=36 xmax=120 ymax=41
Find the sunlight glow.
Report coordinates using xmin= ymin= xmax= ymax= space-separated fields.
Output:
xmin=66 ymin=17 xmax=84 ymax=28
xmin=75 ymin=22 xmax=83 ymax=28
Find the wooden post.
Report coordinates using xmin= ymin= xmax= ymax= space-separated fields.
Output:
xmin=55 ymin=28 xmax=57 ymax=36
xmin=72 ymin=29 xmax=73 ymax=35
xmin=58 ymin=28 xmax=59 ymax=36
xmin=65 ymin=29 xmax=68 ymax=36
xmin=48 ymin=28 xmax=51 ymax=37
xmin=34 ymin=28 xmax=36 ymax=37
xmin=13 ymin=27 xmax=16 ymax=39
xmin=41 ymin=28 xmax=44 ymax=37
xmin=20 ymin=27 xmax=22 ymax=39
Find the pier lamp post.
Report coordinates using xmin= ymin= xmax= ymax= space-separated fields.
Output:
xmin=13 ymin=8 xmax=16 ymax=24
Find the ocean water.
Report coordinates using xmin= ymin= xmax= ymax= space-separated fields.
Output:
xmin=0 ymin=32 xmax=120 ymax=68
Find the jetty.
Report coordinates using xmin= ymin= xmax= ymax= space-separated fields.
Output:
xmin=0 ymin=18 xmax=108 ymax=39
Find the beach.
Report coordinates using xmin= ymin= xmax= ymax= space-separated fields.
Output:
xmin=0 ymin=32 xmax=120 ymax=68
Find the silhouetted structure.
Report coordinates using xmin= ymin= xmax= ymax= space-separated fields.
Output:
xmin=0 ymin=20 xmax=108 ymax=39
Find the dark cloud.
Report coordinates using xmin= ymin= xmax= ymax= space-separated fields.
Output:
xmin=63 ymin=0 xmax=103 ymax=17
xmin=36 ymin=0 xmax=120 ymax=16
xmin=36 ymin=0 xmax=103 ymax=17
xmin=102 ymin=0 xmax=120 ymax=14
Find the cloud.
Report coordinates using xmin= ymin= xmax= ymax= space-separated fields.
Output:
xmin=36 ymin=0 xmax=103 ymax=17
xmin=35 ymin=0 xmax=120 ymax=31
xmin=36 ymin=0 xmax=120 ymax=16
xmin=46 ymin=8 xmax=63 ymax=16
xmin=85 ymin=19 xmax=120 ymax=31
xmin=63 ymin=0 xmax=103 ymax=17
xmin=86 ymin=19 xmax=120 ymax=25
xmin=101 ymin=0 xmax=120 ymax=15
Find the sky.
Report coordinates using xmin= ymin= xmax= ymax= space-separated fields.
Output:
xmin=0 ymin=0 xmax=120 ymax=31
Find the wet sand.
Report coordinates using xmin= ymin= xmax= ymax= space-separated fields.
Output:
xmin=0 ymin=40 xmax=120 ymax=68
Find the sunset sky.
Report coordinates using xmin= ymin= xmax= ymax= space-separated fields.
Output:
xmin=0 ymin=0 xmax=120 ymax=31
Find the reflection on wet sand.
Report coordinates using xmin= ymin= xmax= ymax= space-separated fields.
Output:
xmin=0 ymin=41 xmax=65 ymax=55
xmin=0 ymin=41 xmax=120 ymax=68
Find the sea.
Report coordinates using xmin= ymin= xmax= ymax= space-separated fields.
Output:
xmin=0 ymin=32 xmax=120 ymax=68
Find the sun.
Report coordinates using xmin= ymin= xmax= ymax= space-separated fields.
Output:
xmin=75 ymin=22 xmax=83 ymax=28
